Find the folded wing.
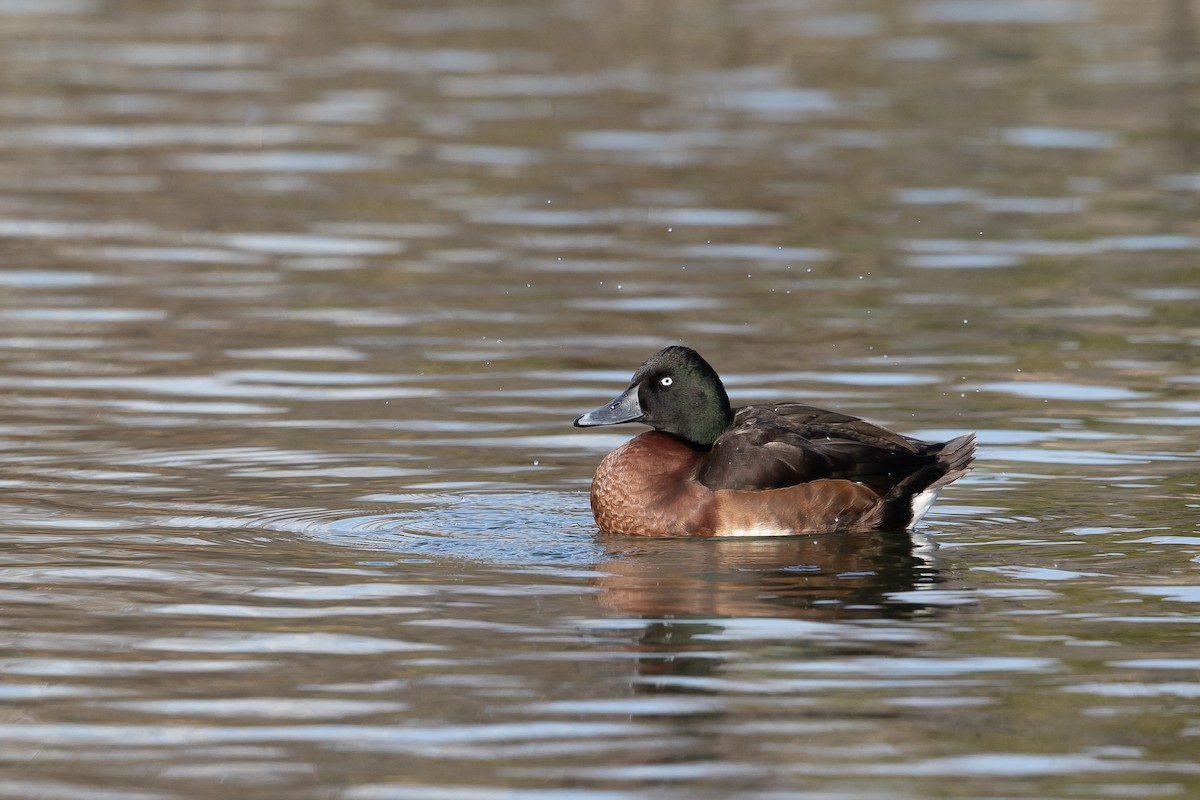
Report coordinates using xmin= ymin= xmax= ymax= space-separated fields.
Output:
xmin=698 ymin=402 xmax=941 ymax=494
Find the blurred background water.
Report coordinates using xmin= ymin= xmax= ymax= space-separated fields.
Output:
xmin=0 ymin=0 xmax=1198 ymax=798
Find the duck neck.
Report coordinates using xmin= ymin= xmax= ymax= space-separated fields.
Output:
xmin=681 ymin=401 xmax=733 ymax=449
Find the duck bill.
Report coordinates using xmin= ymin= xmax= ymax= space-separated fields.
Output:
xmin=574 ymin=385 xmax=644 ymax=427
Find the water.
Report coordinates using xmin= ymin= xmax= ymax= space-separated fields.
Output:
xmin=1 ymin=0 xmax=1198 ymax=797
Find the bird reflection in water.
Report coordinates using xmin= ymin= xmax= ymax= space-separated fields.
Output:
xmin=593 ymin=530 xmax=943 ymax=678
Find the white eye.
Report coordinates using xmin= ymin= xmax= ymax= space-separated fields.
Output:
xmin=660 ymin=376 xmax=673 ymax=387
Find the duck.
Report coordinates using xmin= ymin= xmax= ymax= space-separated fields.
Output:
xmin=573 ymin=346 xmax=976 ymax=537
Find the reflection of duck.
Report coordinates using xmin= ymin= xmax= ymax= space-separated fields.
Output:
xmin=575 ymin=346 xmax=975 ymax=537
xmin=594 ymin=533 xmax=940 ymax=682
xmin=595 ymin=530 xmax=938 ymax=621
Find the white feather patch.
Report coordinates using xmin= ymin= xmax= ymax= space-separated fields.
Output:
xmin=908 ymin=488 xmax=941 ymax=529
xmin=722 ymin=523 xmax=796 ymax=537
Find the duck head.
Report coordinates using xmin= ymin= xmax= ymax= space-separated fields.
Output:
xmin=573 ymin=346 xmax=734 ymax=448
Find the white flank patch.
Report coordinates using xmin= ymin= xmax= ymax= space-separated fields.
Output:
xmin=908 ymin=488 xmax=941 ymax=529
xmin=723 ymin=523 xmax=796 ymax=537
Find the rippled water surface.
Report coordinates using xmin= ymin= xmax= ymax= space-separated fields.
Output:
xmin=1 ymin=1 xmax=1199 ymax=798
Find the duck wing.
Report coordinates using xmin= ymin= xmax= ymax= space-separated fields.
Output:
xmin=698 ymin=402 xmax=936 ymax=493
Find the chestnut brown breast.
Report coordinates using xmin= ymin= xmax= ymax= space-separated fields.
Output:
xmin=590 ymin=432 xmax=713 ymax=536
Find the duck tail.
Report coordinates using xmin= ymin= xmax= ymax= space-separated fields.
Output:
xmin=880 ymin=432 xmax=977 ymax=530
xmin=927 ymin=432 xmax=977 ymax=493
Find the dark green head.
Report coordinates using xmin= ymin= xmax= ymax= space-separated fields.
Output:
xmin=573 ymin=346 xmax=734 ymax=447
